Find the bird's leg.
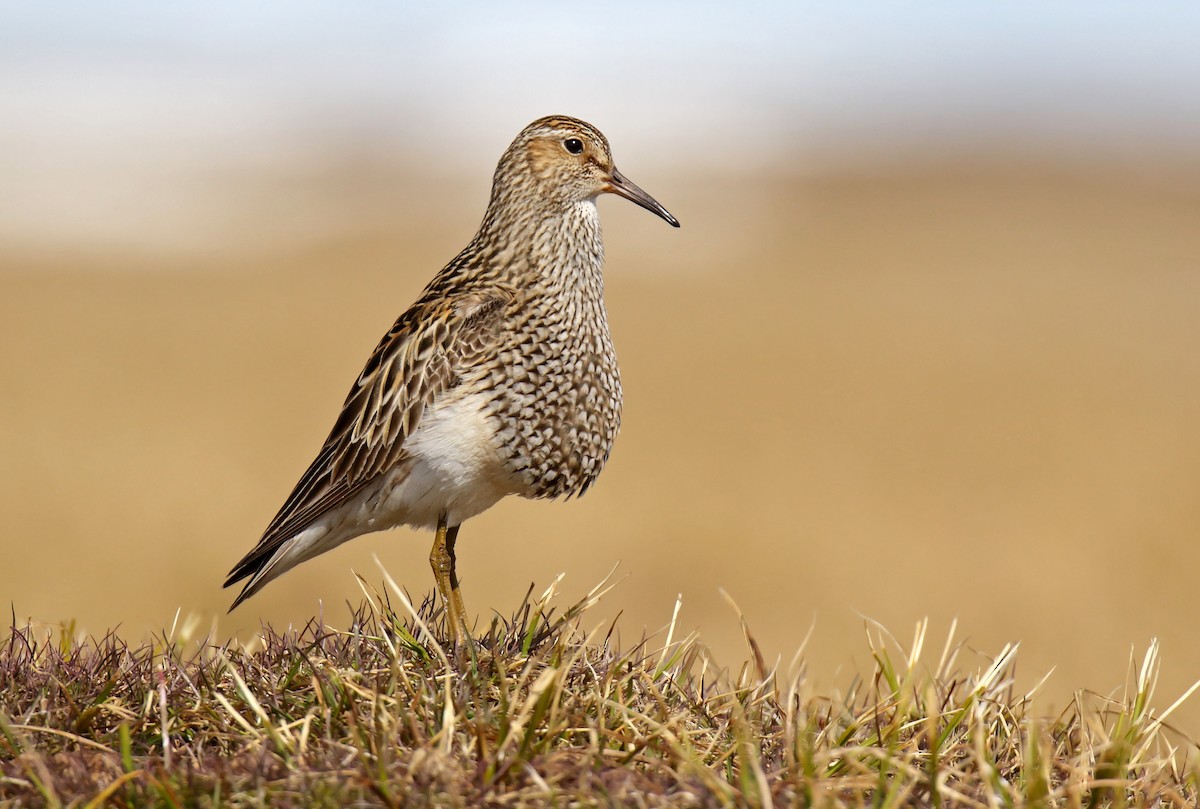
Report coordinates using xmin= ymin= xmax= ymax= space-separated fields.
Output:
xmin=444 ymin=524 xmax=470 ymax=642
xmin=430 ymin=516 xmax=471 ymax=645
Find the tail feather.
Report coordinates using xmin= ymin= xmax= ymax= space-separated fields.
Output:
xmin=226 ymin=466 xmax=409 ymax=611
xmin=225 ymin=521 xmax=354 ymax=611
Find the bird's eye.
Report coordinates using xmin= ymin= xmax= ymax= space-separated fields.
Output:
xmin=563 ymin=138 xmax=584 ymax=154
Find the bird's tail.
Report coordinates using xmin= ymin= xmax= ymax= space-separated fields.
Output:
xmin=224 ymin=521 xmax=358 ymax=611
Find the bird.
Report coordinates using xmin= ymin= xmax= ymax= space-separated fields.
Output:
xmin=224 ymin=115 xmax=679 ymax=642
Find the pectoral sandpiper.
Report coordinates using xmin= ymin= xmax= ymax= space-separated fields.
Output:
xmin=225 ymin=115 xmax=679 ymax=642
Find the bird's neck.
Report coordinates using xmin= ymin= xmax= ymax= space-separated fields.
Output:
xmin=536 ymin=200 xmax=605 ymax=298
xmin=476 ymin=197 xmax=606 ymax=300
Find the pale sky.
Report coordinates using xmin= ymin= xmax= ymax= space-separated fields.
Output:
xmin=2 ymin=1 xmax=1198 ymax=251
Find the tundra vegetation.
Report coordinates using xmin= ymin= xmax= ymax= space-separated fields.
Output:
xmin=1 ymin=572 xmax=1197 ymax=807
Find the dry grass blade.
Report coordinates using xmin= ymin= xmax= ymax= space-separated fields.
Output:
xmin=0 ymin=573 xmax=1196 ymax=807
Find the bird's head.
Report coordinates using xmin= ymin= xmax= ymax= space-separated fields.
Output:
xmin=499 ymin=115 xmax=680 ymax=228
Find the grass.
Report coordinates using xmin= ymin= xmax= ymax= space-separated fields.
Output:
xmin=1 ymin=569 xmax=1197 ymax=808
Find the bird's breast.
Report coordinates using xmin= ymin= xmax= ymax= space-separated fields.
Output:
xmin=485 ymin=304 xmax=622 ymax=499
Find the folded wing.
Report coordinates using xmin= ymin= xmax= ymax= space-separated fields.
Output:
xmin=224 ymin=288 xmax=512 ymax=607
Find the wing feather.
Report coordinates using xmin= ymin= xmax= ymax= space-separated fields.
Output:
xmin=224 ymin=288 xmax=512 ymax=598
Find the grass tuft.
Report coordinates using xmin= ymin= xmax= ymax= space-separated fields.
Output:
xmin=1 ymin=575 xmax=1197 ymax=807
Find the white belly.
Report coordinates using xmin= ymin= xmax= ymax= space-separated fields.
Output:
xmin=244 ymin=391 xmax=518 ymax=592
xmin=376 ymin=390 xmax=519 ymax=529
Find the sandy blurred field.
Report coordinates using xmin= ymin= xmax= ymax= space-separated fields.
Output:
xmin=2 ymin=158 xmax=1199 ymax=735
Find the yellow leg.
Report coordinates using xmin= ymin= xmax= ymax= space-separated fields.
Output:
xmin=430 ymin=517 xmax=470 ymax=645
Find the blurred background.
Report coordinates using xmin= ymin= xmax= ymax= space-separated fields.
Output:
xmin=3 ymin=2 xmax=1200 ymax=736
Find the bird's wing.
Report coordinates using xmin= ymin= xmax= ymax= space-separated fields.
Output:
xmin=224 ymin=288 xmax=512 ymax=597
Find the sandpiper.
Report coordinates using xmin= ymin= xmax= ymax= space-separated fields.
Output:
xmin=225 ymin=115 xmax=679 ymax=641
